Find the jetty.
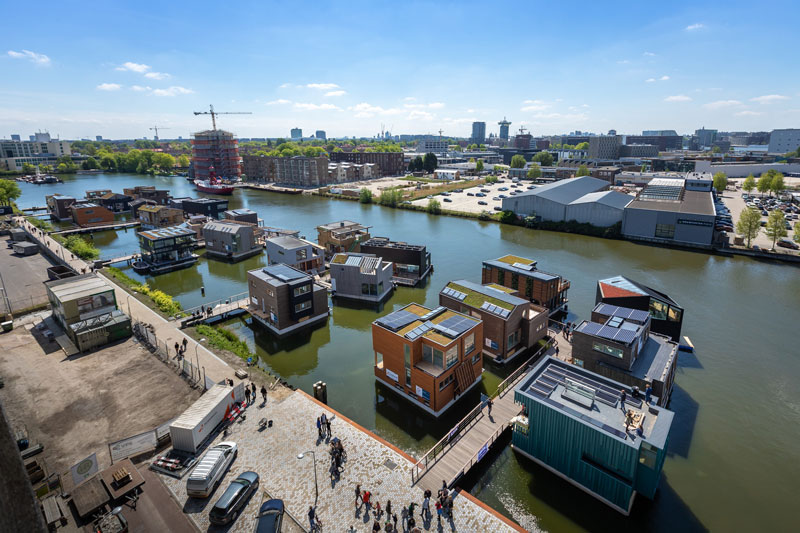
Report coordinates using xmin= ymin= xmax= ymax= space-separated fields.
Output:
xmin=52 ymin=221 xmax=140 ymax=235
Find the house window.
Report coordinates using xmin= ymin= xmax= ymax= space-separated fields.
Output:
xmin=573 ymin=358 xmax=584 ymax=367
xmin=639 ymin=442 xmax=658 ymax=469
xmin=294 ymin=301 xmax=311 ymax=313
xmin=361 ymin=283 xmax=377 ymax=295
xmin=293 ymin=285 xmax=310 ymax=297
xmin=404 ymin=344 xmax=411 ymax=385
xmin=445 ymin=345 xmax=458 ymax=368
xmin=511 ymin=273 xmax=519 ymax=289
xmin=471 ymin=352 xmax=481 ymax=365
xmin=525 ymin=278 xmax=533 ymax=298
xmin=667 ymin=306 xmax=682 ymax=322
xmin=439 ymin=374 xmax=454 ymax=391
xmin=376 ymin=351 xmax=383 ymax=367
xmin=464 ymin=333 xmax=475 ymax=355
xmin=649 ymin=298 xmax=668 ymax=320
xmin=296 ymin=248 xmax=308 ymax=261
xmin=592 ymin=341 xmax=623 ymax=359
xmin=422 ymin=344 xmax=433 ymax=364
xmin=654 ymin=224 xmax=675 ymax=239
xmin=497 ymin=270 xmax=505 ymax=285
xmin=507 ymin=329 xmax=520 ymax=349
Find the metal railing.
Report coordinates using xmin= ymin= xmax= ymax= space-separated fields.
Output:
xmin=452 ymin=425 xmax=506 ymax=488
xmin=181 ymin=291 xmax=249 ymax=317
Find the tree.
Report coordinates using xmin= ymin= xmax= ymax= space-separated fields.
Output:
xmin=485 ymin=176 xmax=499 ymax=183
xmin=358 ymin=188 xmax=373 ymax=204
xmin=756 ymin=173 xmax=772 ymax=196
xmin=39 ymin=165 xmax=53 ymax=173
xmin=100 ymin=154 xmax=117 ymax=171
xmin=712 ymin=172 xmax=728 ymax=192
xmin=82 ymin=157 xmax=99 ymax=170
xmin=422 ymin=152 xmax=438 ymax=173
xmin=711 ymin=145 xmax=721 ymax=154
xmin=177 ymin=155 xmax=190 ymax=167
xmin=409 ymin=156 xmax=424 ymax=172
xmin=770 ymin=172 xmax=785 ymax=196
xmin=742 ymin=174 xmax=756 ymax=194
xmin=576 ymin=164 xmax=590 ymax=177
xmin=475 ymin=159 xmax=484 ymax=172
xmin=736 ymin=207 xmax=762 ymax=248
xmin=794 ymin=222 xmax=800 ymax=245
xmin=527 ymin=165 xmax=542 ymax=179
xmin=426 ymin=198 xmax=441 ymax=214
xmin=152 ymin=153 xmax=176 ymax=172
xmin=532 ymin=151 xmax=554 ymax=167
xmin=499 ymin=210 xmax=517 ymax=224
xmin=377 ymin=188 xmax=403 ymax=207
xmin=21 ymin=162 xmax=35 ymax=174
xmin=510 ymin=155 xmax=526 ymax=168
xmin=0 ymin=179 xmax=22 ymax=205
xmin=575 ymin=142 xmax=589 ymax=150
xmin=764 ymin=209 xmax=788 ymax=249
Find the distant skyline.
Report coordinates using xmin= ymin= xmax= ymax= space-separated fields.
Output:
xmin=2 ymin=0 xmax=799 ymax=139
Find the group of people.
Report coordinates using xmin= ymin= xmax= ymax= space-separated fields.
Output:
xmin=243 ymin=381 xmax=268 ymax=405
xmin=316 ymin=412 xmax=333 ymax=439
xmin=561 ymin=321 xmax=574 ymax=341
xmin=350 ymin=482 xmax=453 ymax=532
xmin=173 ymin=338 xmax=189 ymax=359
xmin=329 ymin=438 xmax=346 ymax=479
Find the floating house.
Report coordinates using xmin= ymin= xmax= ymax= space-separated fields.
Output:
xmin=136 ymin=225 xmax=198 ymax=274
xmin=137 ymin=205 xmax=184 ymax=230
xmin=481 ymin=255 xmax=570 ymax=315
xmin=359 ymin=237 xmax=432 ymax=287
xmin=596 ymin=275 xmax=684 ymax=342
xmin=265 ymin=235 xmax=324 ymax=274
xmin=329 ymin=253 xmax=394 ymax=303
xmin=46 ymin=194 xmax=76 ymax=221
xmin=203 ymin=220 xmax=261 ymax=262
xmin=70 ymin=202 xmax=114 ymax=227
xmin=316 ymin=220 xmax=371 ymax=256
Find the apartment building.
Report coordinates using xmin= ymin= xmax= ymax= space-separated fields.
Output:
xmin=330 ymin=150 xmax=403 ymax=176
xmin=241 ymin=155 xmax=328 ymax=187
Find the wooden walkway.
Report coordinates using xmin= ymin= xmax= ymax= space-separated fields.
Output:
xmin=179 ymin=296 xmax=249 ymax=328
xmin=52 ymin=221 xmax=140 ymax=235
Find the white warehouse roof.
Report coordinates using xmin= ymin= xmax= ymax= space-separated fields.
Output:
xmin=568 ymin=190 xmax=633 ymax=209
xmin=512 ymin=176 xmax=609 ymax=205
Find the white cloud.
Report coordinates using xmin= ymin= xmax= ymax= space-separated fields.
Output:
xmin=703 ymin=100 xmax=742 ymax=109
xmin=581 ymin=104 xmax=590 ymax=108
xmin=647 ymin=75 xmax=670 ymax=82
xmin=664 ymin=95 xmax=691 ymax=102
xmin=404 ymin=102 xmax=444 ymax=110
xmin=294 ymin=102 xmax=340 ymax=111
xmin=97 ymin=83 xmax=122 ymax=91
xmin=151 ymin=86 xmax=193 ymax=97
xmin=644 ymin=51 xmax=656 ymax=57
xmin=324 ymin=90 xmax=347 ymax=97
xmin=735 ymin=110 xmax=763 ymax=116
xmin=521 ymin=99 xmax=550 ymax=111
xmin=750 ymin=94 xmax=789 ymax=104
xmin=278 ymin=83 xmax=293 ymax=89
xmin=617 ymin=59 xmax=631 ymax=64
xmin=347 ymin=103 xmax=404 ymax=117
xmin=408 ymin=110 xmax=434 ymax=120
xmin=403 ymin=96 xmax=417 ymax=102
xmin=116 ymin=61 xmax=151 ymax=73
xmin=7 ymin=49 xmax=50 ymax=65
xmin=306 ymin=83 xmax=339 ymax=90
xmin=266 ymin=99 xmax=291 ymax=105
xmin=646 ymin=78 xmax=656 ymax=83
xmin=660 ymin=75 xmax=670 ymax=81
xmin=131 ymin=85 xmax=152 ymax=92
xmin=686 ymin=23 xmax=705 ymax=31
xmin=144 ymin=71 xmax=170 ymax=80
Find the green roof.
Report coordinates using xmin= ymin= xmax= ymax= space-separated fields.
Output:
xmin=446 ymin=282 xmax=515 ymax=311
xmin=496 ymin=254 xmax=535 ymax=266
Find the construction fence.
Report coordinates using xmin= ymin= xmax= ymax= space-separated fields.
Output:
xmin=132 ymin=320 xmax=208 ymax=391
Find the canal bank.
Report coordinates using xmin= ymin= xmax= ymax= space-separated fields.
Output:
xmin=13 ymin=172 xmax=800 ymax=532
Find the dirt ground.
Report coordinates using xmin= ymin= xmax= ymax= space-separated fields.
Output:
xmin=0 ymin=323 xmax=201 ymax=476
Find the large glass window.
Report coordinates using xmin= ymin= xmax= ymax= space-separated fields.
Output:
xmin=511 ymin=273 xmax=519 ymax=289
xmin=649 ymin=298 xmax=668 ymax=320
xmin=592 ymin=341 xmax=624 ymax=359
xmin=422 ymin=344 xmax=433 ymax=364
xmin=404 ymin=344 xmax=411 ymax=385
xmin=497 ymin=270 xmax=505 ymax=285
xmin=654 ymin=224 xmax=675 ymax=239
xmin=667 ymin=306 xmax=682 ymax=322
xmin=525 ymin=278 xmax=533 ymax=298
xmin=293 ymin=285 xmax=310 ymax=297
xmin=433 ymin=348 xmax=443 ymax=368
xmin=464 ymin=333 xmax=475 ymax=355
xmin=639 ymin=442 xmax=658 ymax=469
xmin=445 ymin=345 xmax=458 ymax=368
xmin=294 ymin=301 xmax=311 ymax=313
xmin=507 ymin=330 xmax=520 ymax=349
xmin=296 ymin=248 xmax=308 ymax=260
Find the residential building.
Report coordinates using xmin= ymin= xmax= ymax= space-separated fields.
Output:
xmin=290 ymin=128 xmax=302 ymax=140
xmin=439 ymin=280 xmax=547 ymax=363
xmin=481 ymin=255 xmax=570 ymax=314
xmin=329 ymin=253 xmax=394 ymax=303
xmin=137 ymin=205 xmax=184 ymax=229
xmin=203 ymin=220 xmax=261 ymax=262
xmin=137 ymin=225 xmax=198 ymax=274
xmin=565 ymin=190 xmax=633 ymax=227
xmin=501 ymin=176 xmax=610 ymax=222
xmin=70 ymin=203 xmax=114 ymax=227
xmin=416 ymin=139 xmax=449 ymax=154
xmin=224 ymin=208 xmax=259 ymax=225
xmin=596 ymin=275 xmax=684 ymax=342
xmin=330 ymin=151 xmax=404 ymax=176
xmin=768 ymin=128 xmax=800 ymax=154
xmin=471 ymin=122 xmax=486 ymax=144
xmin=514 ymin=134 xmax=533 ymax=149
xmin=191 ymin=129 xmax=242 ymax=180
xmin=372 ymin=303 xmax=483 ymax=416
xmin=626 ymin=134 xmax=682 ymax=151
xmin=265 ymin=235 xmax=325 ymax=273
xmin=123 ymin=186 xmax=171 ymax=205
xmin=46 ymin=194 xmax=76 ymax=221
xmin=512 ymin=357 xmax=674 ymax=515
xmin=694 ymin=128 xmax=717 ymax=149
xmin=242 ymin=155 xmax=329 ymax=187
xmin=177 ymin=198 xmax=229 ymax=219
xmin=588 ymin=135 xmax=621 ymax=159
xmin=85 ymin=190 xmax=111 ymax=200
xmin=317 ymin=220 xmax=371 ymax=256
xmin=571 ymin=303 xmax=678 ymax=406
xmin=129 ymin=198 xmax=157 ymax=219
xmin=498 ymin=118 xmax=511 ymax=140
xmin=247 ymin=264 xmax=329 ymax=337
xmin=621 ymin=178 xmax=717 ymax=248
xmin=434 ymin=168 xmax=459 ymax=180
xmin=45 ymin=274 xmax=131 ymax=352
xmin=327 ymin=162 xmax=377 ymax=183
xmin=359 ymin=237 xmax=432 ymax=286
xmin=94 ymin=192 xmax=133 ymax=213
xmin=315 ymin=130 xmax=326 ymax=141
xmin=619 ymin=144 xmax=658 ymax=158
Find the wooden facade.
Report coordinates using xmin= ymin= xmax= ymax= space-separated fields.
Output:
xmin=481 ymin=255 xmax=570 ymax=314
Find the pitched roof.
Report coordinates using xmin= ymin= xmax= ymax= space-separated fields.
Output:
xmin=568 ymin=190 xmax=633 ymax=209
xmin=511 ymin=176 xmax=608 ymax=204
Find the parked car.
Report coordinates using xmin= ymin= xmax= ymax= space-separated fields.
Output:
xmin=480 ymin=188 xmax=490 ymax=193
xmin=752 ymin=245 xmax=761 ymax=251
xmin=493 ymin=206 xmax=503 ymax=211
xmin=498 ymin=194 xmax=507 ymax=199
xmin=475 ymin=193 xmax=486 ymax=197
xmin=498 ymin=187 xmax=509 ymax=191
xmin=527 ymin=185 xmax=536 ymax=190
xmin=209 ymin=471 xmax=260 ymax=525
xmin=478 ymin=201 xmax=488 ymax=205
xmin=467 ymin=192 xmax=475 ymax=197
xmin=443 ymin=198 xmax=452 ymax=202
xmin=777 ymin=239 xmax=799 ymax=250
xmin=254 ymin=499 xmax=285 ymax=533
xmin=186 ymin=441 xmax=238 ymax=498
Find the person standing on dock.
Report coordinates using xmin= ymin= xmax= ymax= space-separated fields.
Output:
xmin=354 ymin=484 xmax=362 ymax=509
xmin=645 ymin=383 xmax=653 ymax=405
xmin=261 ymin=385 xmax=267 ymax=404
xmin=317 ymin=417 xmax=323 ymax=438
xmin=174 ymin=342 xmax=180 ymax=358
xmin=487 ymin=398 xmax=493 ymax=416
xmin=619 ymin=389 xmax=627 ymax=411
xmin=245 ymin=387 xmax=251 ymax=405
xmin=182 ymin=338 xmax=188 ymax=351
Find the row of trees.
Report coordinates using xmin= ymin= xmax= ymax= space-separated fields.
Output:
xmin=408 ymin=153 xmax=438 ymax=173
xmin=737 ymin=207 xmax=799 ymax=249
xmin=91 ymin=149 xmax=188 ymax=175
xmin=741 ymin=170 xmax=785 ymax=196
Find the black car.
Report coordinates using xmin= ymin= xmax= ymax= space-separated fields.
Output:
xmin=254 ymin=499 xmax=285 ymax=533
xmin=209 ymin=471 xmax=260 ymax=526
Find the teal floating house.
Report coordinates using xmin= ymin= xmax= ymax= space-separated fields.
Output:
xmin=512 ymin=356 xmax=673 ymax=515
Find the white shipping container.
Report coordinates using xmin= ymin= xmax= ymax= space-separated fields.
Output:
xmin=169 ymin=384 xmax=238 ymax=453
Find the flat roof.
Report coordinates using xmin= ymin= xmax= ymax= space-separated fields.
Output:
xmin=443 ymin=279 xmax=528 ymax=313
xmin=624 ymin=333 xmax=678 ymax=384
xmin=483 ymin=257 xmax=560 ymax=282
xmin=46 ymin=273 xmax=114 ymax=302
xmin=374 ymin=303 xmax=480 ymax=346
xmin=267 ymin=235 xmax=311 ymax=249
xmin=317 ymin=220 xmax=365 ymax=231
xmin=516 ymin=357 xmax=673 ymax=449
xmin=249 ymin=263 xmax=311 ymax=285
xmin=510 ymin=176 xmax=608 ymax=204
xmin=568 ymin=190 xmax=633 ymax=209
xmin=225 ymin=208 xmax=256 ymax=216
xmin=138 ymin=225 xmax=196 ymax=240
xmin=361 ymin=237 xmax=426 ymax=251
xmin=627 ymin=189 xmax=715 ymax=216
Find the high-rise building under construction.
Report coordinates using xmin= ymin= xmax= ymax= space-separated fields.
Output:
xmin=191 ymin=129 xmax=242 ymax=180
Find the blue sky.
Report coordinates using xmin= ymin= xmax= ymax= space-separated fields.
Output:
xmin=2 ymin=1 xmax=799 ymax=140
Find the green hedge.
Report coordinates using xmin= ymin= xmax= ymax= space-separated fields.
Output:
xmin=105 ymin=266 xmax=184 ymax=316
xmin=195 ymin=324 xmax=254 ymax=361
xmin=52 ymin=234 xmax=100 ymax=260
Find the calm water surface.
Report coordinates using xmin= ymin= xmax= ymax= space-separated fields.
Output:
xmin=17 ymin=174 xmax=800 ymax=532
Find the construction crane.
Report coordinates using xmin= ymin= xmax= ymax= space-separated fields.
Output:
xmin=518 ymin=125 xmax=528 ymax=135
xmin=193 ymin=104 xmax=252 ymax=131
xmin=149 ymin=125 xmax=170 ymax=141
xmin=438 ymin=128 xmax=444 ymax=140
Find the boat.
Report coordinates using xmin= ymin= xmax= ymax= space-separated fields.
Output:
xmin=194 ymin=166 xmax=234 ymax=195
xmin=30 ymin=166 xmax=62 ymax=184
xmin=131 ymin=260 xmax=150 ymax=274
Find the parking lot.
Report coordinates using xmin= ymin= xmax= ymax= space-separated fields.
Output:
xmin=410 ymin=178 xmax=536 ymax=214
xmin=721 ymin=187 xmax=798 ymax=251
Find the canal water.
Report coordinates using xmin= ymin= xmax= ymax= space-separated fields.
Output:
xmin=15 ymin=173 xmax=800 ymax=532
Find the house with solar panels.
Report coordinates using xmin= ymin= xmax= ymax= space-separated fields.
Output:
xmin=372 ymin=303 xmax=483 ymax=416
xmin=247 ymin=264 xmax=329 ymax=337
xmin=136 ymin=225 xmax=199 ymax=274
xmin=571 ymin=303 xmax=678 ymax=406
xmin=596 ymin=275 xmax=684 ymax=342
xmin=481 ymin=255 xmax=570 ymax=315
xmin=439 ymin=280 xmax=548 ymax=364
xmin=329 ymin=253 xmax=394 ymax=303
xmin=512 ymin=356 xmax=674 ymax=515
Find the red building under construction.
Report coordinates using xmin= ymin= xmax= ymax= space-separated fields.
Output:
xmin=191 ymin=129 xmax=242 ymax=180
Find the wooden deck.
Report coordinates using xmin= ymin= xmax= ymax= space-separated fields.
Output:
xmin=179 ymin=297 xmax=249 ymax=328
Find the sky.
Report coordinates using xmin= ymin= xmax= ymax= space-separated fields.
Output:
xmin=2 ymin=0 xmax=799 ymax=140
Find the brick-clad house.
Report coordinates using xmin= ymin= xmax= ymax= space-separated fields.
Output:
xmin=372 ymin=303 xmax=483 ymax=416
xmin=439 ymin=280 xmax=548 ymax=363
xmin=70 ymin=202 xmax=114 ymax=227
xmin=481 ymin=255 xmax=570 ymax=315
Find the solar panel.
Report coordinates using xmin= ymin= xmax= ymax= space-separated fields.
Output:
xmin=500 ymin=309 xmax=510 ymax=318
xmin=596 ymin=303 xmax=650 ymax=323
xmin=345 ymin=255 xmax=362 ymax=267
xmin=404 ymin=321 xmax=433 ymax=340
xmin=437 ymin=315 xmax=478 ymax=336
xmin=375 ymin=310 xmax=419 ymax=331
xmin=420 ymin=306 xmax=447 ymax=321
xmin=539 ymin=396 xmax=627 ymax=440
xmin=578 ymin=321 xmax=637 ymax=344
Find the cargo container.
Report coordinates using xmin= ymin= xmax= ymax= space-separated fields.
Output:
xmin=170 ymin=384 xmax=244 ymax=453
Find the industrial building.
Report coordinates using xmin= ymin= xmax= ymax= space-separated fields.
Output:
xmin=329 ymin=253 xmax=394 ymax=303
xmin=359 ymin=237 xmax=432 ymax=286
xmin=191 ymin=129 xmax=242 ymax=180
xmin=439 ymin=280 xmax=547 ymax=363
xmin=481 ymin=255 xmax=570 ymax=315
xmin=564 ymin=190 xmax=633 ymax=227
xmin=265 ymin=235 xmax=325 ymax=274
xmin=512 ymin=357 xmax=674 ymax=515
xmin=767 ymin=128 xmax=800 ymax=154
xmin=247 ymin=264 xmax=329 ymax=337
xmin=372 ymin=303 xmax=483 ymax=416
xmin=596 ymin=275 xmax=684 ymax=342
xmin=45 ymin=274 xmax=131 ymax=352
xmin=501 ymin=176 xmax=610 ymax=222
xmin=203 ymin=220 xmax=261 ymax=262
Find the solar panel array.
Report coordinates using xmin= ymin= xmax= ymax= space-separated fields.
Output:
xmin=578 ymin=322 xmax=637 ymax=344
xmin=441 ymin=286 xmax=467 ymax=301
xmin=264 ymin=264 xmax=306 ymax=282
xmin=480 ymin=301 xmax=511 ymax=318
xmin=512 ymin=262 xmax=535 ymax=271
xmin=345 ymin=256 xmax=362 ymax=267
xmin=375 ymin=310 xmax=420 ymax=331
xmin=437 ymin=315 xmax=478 ymax=336
xmin=420 ymin=306 xmax=447 ymax=321
xmin=404 ymin=321 xmax=433 ymax=340
xmin=359 ymin=256 xmax=379 ymax=274
xmin=595 ymin=303 xmax=650 ymax=323
xmin=639 ymin=180 xmax=683 ymax=201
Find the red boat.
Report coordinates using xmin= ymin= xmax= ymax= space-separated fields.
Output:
xmin=194 ymin=166 xmax=234 ymax=195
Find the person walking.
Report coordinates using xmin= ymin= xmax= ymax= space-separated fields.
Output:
xmin=182 ymin=338 xmax=188 ymax=351
xmin=174 ymin=342 xmax=180 ymax=357
xmin=320 ymin=413 xmax=328 ymax=436
xmin=308 ymin=506 xmax=316 ymax=531
xmin=435 ymin=500 xmax=443 ymax=525
xmin=487 ymin=397 xmax=493 ymax=416
xmin=316 ymin=417 xmax=323 ymax=438
xmin=619 ymin=389 xmax=627 ymax=411
xmin=261 ymin=385 xmax=268 ymax=403
xmin=325 ymin=417 xmax=332 ymax=437
xmin=645 ymin=383 xmax=653 ymax=405
xmin=385 ymin=500 xmax=392 ymax=521
xmin=251 ymin=382 xmax=257 ymax=398
xmin=373 ymin=520 xmax=381 ymax=532
xmin=447 ymin=495 xmax=454 ymax=522
xmin=421 ymin=493 xmax=430 ymax=521
xmin=362 ymin=489 xmax=371 ymax=512
xmin=374 ymin=500 xmax=382 ymax=521
xmin=355 ymin=484 xmax=362 ymax=509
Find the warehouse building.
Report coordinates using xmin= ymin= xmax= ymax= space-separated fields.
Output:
xmin=564 ymin=190 xmax=633 ymax=227
xmin=501 ymin=176 xmax=610 ymax=222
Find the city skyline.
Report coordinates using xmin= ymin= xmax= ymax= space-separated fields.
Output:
xmin=2 ymin=0 xmax=799 ymax=139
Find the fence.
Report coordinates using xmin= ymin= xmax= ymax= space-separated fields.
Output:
xmin=132 ymin=320 xmax=207 ymax=390
xmin=0 ymin=296 xmax=50 ymax=317
xmin=108 ymin=417 xmax=174 ymax=463
xmin=181 ymin=291 xmax=249 ymax=317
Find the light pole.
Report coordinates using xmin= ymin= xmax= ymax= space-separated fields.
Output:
xmin=297 ymin=451 xmax=318 ymax=508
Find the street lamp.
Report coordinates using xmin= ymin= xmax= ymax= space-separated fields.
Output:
xmin=297 ymin=451 xmax=318 ymax=508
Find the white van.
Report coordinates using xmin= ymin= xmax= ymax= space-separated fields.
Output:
xmin=186 ymin=441 xmax=238 ymax=498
